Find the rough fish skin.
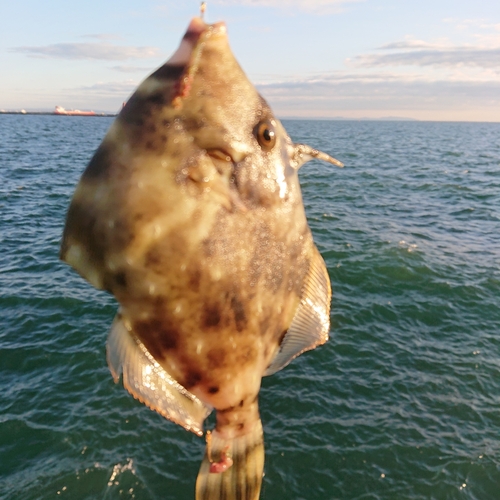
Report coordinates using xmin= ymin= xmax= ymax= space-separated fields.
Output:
xmin=60 ymin=16 xmax=342 ymax=500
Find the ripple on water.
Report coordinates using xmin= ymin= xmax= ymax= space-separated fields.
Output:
xmin=1 ymin=117 xmax=500 ymax=499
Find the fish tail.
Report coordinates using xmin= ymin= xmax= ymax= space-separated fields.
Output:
xmin=195 ymin=418 xmax=264 ymax=500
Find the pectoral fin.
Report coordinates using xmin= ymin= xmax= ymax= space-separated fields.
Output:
xmin=107 ymin=313 xmax=212 ymax=435
xmin=265 ymin=247 xmax=331 ymax=376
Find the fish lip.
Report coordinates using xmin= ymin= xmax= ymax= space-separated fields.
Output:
xmin=206 ymin=147 xmax=247 ymax=166
xmin=185 ymin=17 xmax=207 ymax=38
xmin=168 ymin=19 xmax=228 ymax=105
xmin=206 ymin=148 xmax=234 ymax=164
xmin=198 ymin=148 xmax=248 ymax=213
xmin=205 ymin=148 xmax=239 ymax=182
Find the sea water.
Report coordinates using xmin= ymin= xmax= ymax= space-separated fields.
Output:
xmin=0 ymin=115 xmax=499 ymax=500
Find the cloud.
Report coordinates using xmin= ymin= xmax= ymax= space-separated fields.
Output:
xmin=81 ymin=34 xmax=123 ymax=41
xmin=255 ymin=71 xmax=414 ymax=90
xmin=377 ymin=38 xmax=500 ymax=68
xmin=272 ymin=22 xmax=500 ymax=119
xmin=10 ymin=42 xmax=160 ymax=61
xmin=350 ymin=43 xmax=500 ymax=69
xmin=213 ymin=0 xmax=360 ymax=13
xmin=253 ymin=70 xmax=500 ymax=120
xmin=111 ymin=65 xmax=155 ymax=73
xmin=350 ymin=16 xmax=500 ymax=70
xmin=443 ymin=17 xmax=500 ymax=32
xmin=378 ymin=40 xmax=452 ymax=51
xmin=480 ymin=22 xmax=500 ymax=32
xmin=261 ymin=74 xmax=500 ymax=100
xmin=78 ymin=80 xmax=139 ymax=96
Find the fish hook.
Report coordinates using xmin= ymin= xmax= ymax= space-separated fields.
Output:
xmin=205 ymin=430 xmax=234 ymax=474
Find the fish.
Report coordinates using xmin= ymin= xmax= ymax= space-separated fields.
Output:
xmin=60 ymin=15 xmax=343 ymax=500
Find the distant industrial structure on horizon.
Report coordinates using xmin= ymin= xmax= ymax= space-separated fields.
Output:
xmin=0 ymin=106 xmax=117 ymax=117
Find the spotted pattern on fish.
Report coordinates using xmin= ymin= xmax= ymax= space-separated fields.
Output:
xmin=61 ymin=16 xmax=343 ymax=500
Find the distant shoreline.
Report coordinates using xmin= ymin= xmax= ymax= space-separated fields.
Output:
xmin=0 ymin=111 xmax=117 ymax=117
xmin=2 ymin=111 xmax=498 ymax=124
xmin=0 ymin=111 xmax=418 ymax=121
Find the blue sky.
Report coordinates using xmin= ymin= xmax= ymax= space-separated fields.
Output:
xmin=2 ymin=0 xmax=500 ymax=121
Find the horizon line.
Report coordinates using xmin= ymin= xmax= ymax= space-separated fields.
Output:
xmin=1 ymin=109 xmax=500 ymax=124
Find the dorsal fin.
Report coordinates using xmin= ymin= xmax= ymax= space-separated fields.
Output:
xmin=107 ymin=313 xmax=212 ymax=435
xmin=265 ymin=247 xmax=331 ymax=376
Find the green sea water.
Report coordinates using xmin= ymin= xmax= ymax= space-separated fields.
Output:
xmin=1 ymin=115 xmax=499 ymax=499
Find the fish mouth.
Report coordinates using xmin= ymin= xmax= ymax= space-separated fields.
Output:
xmin=186 ymin=17 xmax=227 ymax=39
xmin=206 ymin=147 xmax=247 ymax=165
xmin=206 ymin=148 xmax=239 ymax=186
xmin=206 ymin=148 xmax=233 ymax=163
xmin=166 ymin=18 xmax=227 ymax=67
xmin=205 ymin=148 xmax=236 ymax=187
xmin=165 ymin=18 xmax=228 ymax=107
xmin=197 ymin=147 xmax=248 ymax=212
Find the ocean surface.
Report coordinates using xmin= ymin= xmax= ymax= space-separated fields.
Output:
xmin=1 ymin=114 xmax=499 ymax=500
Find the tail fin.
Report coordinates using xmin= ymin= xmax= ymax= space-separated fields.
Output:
xmin=195 ymin=419 xmax=264 ymax=500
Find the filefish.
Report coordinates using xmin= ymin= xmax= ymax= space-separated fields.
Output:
xmin=60 ymin=15 xmax=343 ymax=500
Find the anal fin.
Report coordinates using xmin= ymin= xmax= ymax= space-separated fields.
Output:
xmin=106 ymin=312 xmax=212 ymax=436
xmin=265 ymin=246 xmax=331 ymax=376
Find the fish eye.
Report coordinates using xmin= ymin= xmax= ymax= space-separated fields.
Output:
xmin=254 ymin=120 xmax=276 ymax=152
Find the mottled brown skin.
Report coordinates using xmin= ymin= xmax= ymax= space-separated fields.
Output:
xmin=61 ymin=20 xmax=320 ymax=441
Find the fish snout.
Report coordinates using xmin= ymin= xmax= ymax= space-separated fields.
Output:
xmin=166 ymin=18 xmax=227 ymax=67
xmin=184 ymin=18 xmax=228 ymax=44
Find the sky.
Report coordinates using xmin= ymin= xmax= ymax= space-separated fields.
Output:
xmin=1 ymin=0 xmax=500 ymax=121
